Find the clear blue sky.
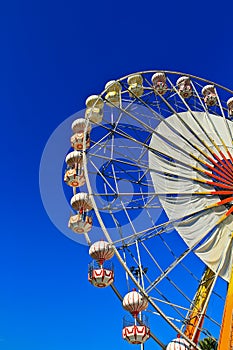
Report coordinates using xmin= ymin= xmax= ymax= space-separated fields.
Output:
xmin=1 ymin=0 xmax=233 ymax=349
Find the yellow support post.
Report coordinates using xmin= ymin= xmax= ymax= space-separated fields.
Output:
xmin=218 ymin=265 xmax=233 ymax=350
xmin=184 ymin=267 xmax=215 ymax=344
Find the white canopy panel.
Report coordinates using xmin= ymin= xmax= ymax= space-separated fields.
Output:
xmin=149 ymin=111 xmax=233 ymax=282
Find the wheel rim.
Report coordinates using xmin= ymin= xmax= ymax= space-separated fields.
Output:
xmin=77 ymin=70 xmax=233 ymax=348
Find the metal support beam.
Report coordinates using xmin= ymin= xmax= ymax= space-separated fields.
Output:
xmin=218 ymin=264 xmax=233 ymax=350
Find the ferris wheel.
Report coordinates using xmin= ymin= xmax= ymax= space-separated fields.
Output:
xmin=63 ymin=71 xmax=233 ymax=350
